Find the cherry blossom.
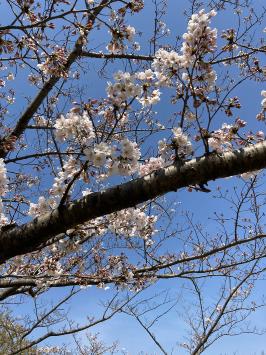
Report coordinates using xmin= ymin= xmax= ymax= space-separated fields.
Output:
xmin=54 ymin=109 xmax=95 ymax=144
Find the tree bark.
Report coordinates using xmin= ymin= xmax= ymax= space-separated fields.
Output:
xmin=0 ymin=141 xmax=266 ymax=263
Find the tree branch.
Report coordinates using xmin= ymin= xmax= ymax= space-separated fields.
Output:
xmin=0 ymin=141 xmax=266 ymax=262
xmin=0 ymin=0 xmax=112 ymax=159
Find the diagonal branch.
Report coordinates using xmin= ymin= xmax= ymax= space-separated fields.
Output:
xmin=0 ymin=141 xmax=266 ymax=263
xmin=0 ymin=0 xmax=113 ymax=159
xmin=80 ymin=50 xmax=154 ymax=61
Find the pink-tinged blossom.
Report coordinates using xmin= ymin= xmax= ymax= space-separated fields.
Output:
xmin=256 ymin=90 xmax=266 ymax=121
xmin=152 ymin=10 xmax=217 ymax=90
xmin=109 ymin=207 xmax=157 ymax=242
xmin=158 ymin=139 xmax=171 ymax=161
xmin=107 ymin=70 xmax=161 ymax=108
xmin=208 ymin=123 xmax=242 ymax=153
xmin=107 ymin=71 xmax=142 ymax=105
xmin=29 ymin=157 xmax=81 ymax=217
xmin=0 ymin=159 xmax=8 ymax=196
xmin=28 ymin=196 xmax=51 ymax=217
xmin=84 ymin=139 xmax=141 ymax=175
xmin=139 ymin=157 xmax=164 ymax=176
xmin=152 ymin=49 xmax=185 ymax=86
xmin=172 ymin=127 xmax=193 ymax=156
xmin=110 ymin=139 xmax=141 ymax=175
xmin=84 ymin=142 xmax=112 ymax=168
xmin=54 ymin=110 xmax=95 ymax=144
xmin=256 ymin=130 xmax=265 ymax=140
xmin=50 ymin=157 xmax=79 ymax=197
xmin=261 ymin=90 xmax=266 ymax=109
xmin=136 ymin=69 xmax=154 ymax=81
xmin=125 ymin=25 xmax=136 ymax=41
xmin=138 ymin=89 xmax=161 ymax=106
xmin=181 ymin=9 xmax=217 ymax=64
xmin=121 ymin=138 xmax=140 ymax=161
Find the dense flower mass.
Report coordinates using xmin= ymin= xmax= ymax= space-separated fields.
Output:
xmin=109 ymin=207 xmax=157 ymax=243
xmin=0 ymin=159 xmax=8 ymax=196
xmin=181 ymin=9 xmax=217 ymax=62
xmin=50 ymin=157 xmax=79 ymax=197
xmin=139 ymin=157 xmax=164 ymax=176
xmin=85 ymin=138 xmax=141 ymax=175
xmin=172 ymin=127 xmax=193 ymax=156
xmin=107 ymin=71 xmax=142 ymax=106
xmin=84 ymin=142 xmax=112 ymax=168
xmin=152 ymin=9 xmax=217 ymax=88
xmin=0 ymin=159 xmax=8 ymax=226
xmin=54 ymin=109 xmax=95 ymax=144
xmin=107 ymin=9 xmax=218 ymax=111
xmin=28 ymin=196 xmax=51 ymax=217
xmin=29 ymin=157 xmax=79 ymax=217
xmin=208 ymin=123 xmax=241 ymax=152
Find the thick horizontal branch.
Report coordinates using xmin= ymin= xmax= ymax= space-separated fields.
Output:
xmin=0 ymin=141 xmax=266 ymax=263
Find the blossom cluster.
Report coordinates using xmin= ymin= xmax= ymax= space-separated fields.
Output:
xmin=256 ymin=90 xmax=266 ymax=121
xmin=54 ymin=109 xmax=95 ymax=145
xmin=157 ymin=11 xmax=218 ymax=100
xmin=182 ymin=9 xmax=217 ymax=63
xmin=50 ymin=157 xmax=79 ymax=197
xmin=109 ymin=207 xmax=157 ymax=244
xmin=107 ymin=10 xmax=218 ymax=110
xmin=172 ymin=127 xmax=193 ymax=157
xmin=37 ymin=46 xmax=68 ymax=78
xmin=107 ymin=71 xmax=142 ymax=106
xmin=207 ymin=120 xmax=246 ymax=153
xmin=0 ymin=159 xmax=8 ymax=226
xmin=152 ymin=9 xmax=217 ymax=88
xmin=152 ymin=49 xmax=186 ymax=86
xmin=29 ymin=157 xmax=79 ymax=217
xmin=107 ymin=70 xmax=161 ymax=107
xmin=85 ymin=138 xmax=141 ymax=175
xmin=28 ymin=138 xmax=142 ymax=219
xmin=0 ymin=159 xmax=8 ymax=196
xmin=28 ymin=196 xmax=51 ymax=217
xmin=85 ymin=142 xmax=113 ymax=168
xmin=139 ymin=157 xmax=164 ymax=176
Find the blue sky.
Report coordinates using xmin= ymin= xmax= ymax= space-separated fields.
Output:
xmin=3 ymin=0 xmax=266 ymax=353
xmin=74 ymin=1 xmax=266 ymax=353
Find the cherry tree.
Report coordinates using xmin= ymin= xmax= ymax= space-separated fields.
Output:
xmin=0 ymin=0 xmax=266 ymax=353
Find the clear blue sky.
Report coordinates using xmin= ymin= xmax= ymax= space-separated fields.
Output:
xmin=5 ymin=0 xmax=266 ymax=353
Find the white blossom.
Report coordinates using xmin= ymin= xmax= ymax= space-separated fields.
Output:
xmin=54 ymin=110 xmax=95 ymax=144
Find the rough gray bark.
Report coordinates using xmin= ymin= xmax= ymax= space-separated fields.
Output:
xmin=0 ymin=141 xmax=266 ymax=264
